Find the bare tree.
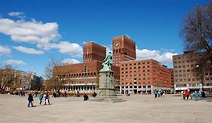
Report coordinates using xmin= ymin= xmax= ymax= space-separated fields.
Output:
xmin=43 ymin=57 xmax=74 ymax=91
xmin=180 ymin=1 xmax=212 ymax=66
xmin=0 ymin=65 xmax=21 ymax=90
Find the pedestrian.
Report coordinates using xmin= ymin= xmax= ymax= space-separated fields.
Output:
xmin=157 ymin=91 xmax=161 ymax=97
xmin=38 ymin=93 xmax=43 ymax=105
xmin=183 ymin=90 xmax=186 ymax=100
xmin=190 ymin=92 xmax=193 ymax=100
xmin=93 ymin=91 xmax=97 ymax=98
xmin=185 ymin=89 xmax=190 ymax=100
xmin=161 ymin=91 xmax=164 ymax=97
xmin=154 ymin=91 xmax=157 ymax=98
xmin=194 ymin=91 xmax=199 ymax=101
xmin=27 ymin=93 xmax=34 ymax=107
xmin=64 ymin=91 xmax=67 ymax=97
xmin=44 ymin=93 xmax=51 ymax=105
xmin=83 ymin=93 xmax=89 ymax=101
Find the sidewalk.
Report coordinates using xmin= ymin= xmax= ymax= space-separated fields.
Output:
xmin=0 ymin=94 xmax=211 ymax=123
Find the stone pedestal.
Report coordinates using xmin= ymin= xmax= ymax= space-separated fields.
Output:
xmin=93 ymin=70 xmax=125 ymax=103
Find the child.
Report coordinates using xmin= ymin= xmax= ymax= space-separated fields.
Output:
xmin=194 ymin=91 xmax=199 ymax=101
xmin=38 ymin=93 xmax=43 ymax=105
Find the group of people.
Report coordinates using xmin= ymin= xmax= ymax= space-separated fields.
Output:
xmin=27 ymin=92 xmax=51 ymax=107
xmin=181 ymin=89 xmax=199 ymax=101
xmin=27 ymin=91 xmax=95 ymax=107
xmin=154 ymin=90 xmax=165 ymax=98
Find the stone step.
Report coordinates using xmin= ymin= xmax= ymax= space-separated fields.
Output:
xmin=91 ymin=96 xmax=126 ymax=103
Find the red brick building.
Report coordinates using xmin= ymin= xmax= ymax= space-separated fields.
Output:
xmin=112 ymin=35 xmax=136 ymax=66
xmin=54 ymin=61 xmax=119 ymax=92
xmin=83 ymin=42 xmax=106 ymax=62
xmin=53 ymin=42 xmax=119 ymax=93
xmin=173 ymin=52 xmax=212 ymax=92
xmin=53 ymin=36 xmax=173 ymax=95
xmin=119 ymin=59 xmax=172 ymax=94
xmin=169 ymin=68 xmax=174 ymax=89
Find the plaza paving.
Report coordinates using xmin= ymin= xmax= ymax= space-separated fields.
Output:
xmin=0 ymin=94 xmax=212 ymax=123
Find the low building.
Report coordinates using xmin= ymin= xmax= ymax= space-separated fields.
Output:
xmin=53 ymin=60 xmax=120 ymax=93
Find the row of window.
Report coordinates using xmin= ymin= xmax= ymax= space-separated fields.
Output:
xmin=121 ymin=82 xmax=151 ymax=85
xmin=121 ymin=67 xmax=150 ymax=72
xmin=175 ymin=74 xmax=194 ymax=77
xmin=174 ymin=69 xmax=192 ymax=73
xmin=58 ymin=72 xmax=97 ymax=78
xmin=121 ymin=62 xmax=150 ymax=66
xmin=121 ymin=77 xmax=151 ymax=80
xmin=175 ymin=77 xmax=212 ymax=82
xmin=121 ymin=73 xmax=151 ymax=77
xmin=121 ymin=65 xmax=151 ymax=69
xmin=174 ymin=64 xmax=195 ymax=68
xmin=121 ymin=86 xmax=152 ymax=88
xmin=174 ymin=59 xmax=195 ymax=64
xmin=176 ymin=83 xmax=212 ymax=87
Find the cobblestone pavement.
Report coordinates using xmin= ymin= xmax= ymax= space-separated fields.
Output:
xmin=0 ymin=94 xmax=212 ymax=123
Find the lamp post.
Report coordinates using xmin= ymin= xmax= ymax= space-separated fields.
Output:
xmin=196 ymin=64 xmax=205 ymax=98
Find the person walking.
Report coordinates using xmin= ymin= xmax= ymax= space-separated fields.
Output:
xmin=44 ymin=93 xmax=51 ymax=105
xmin=38 ymin=93 xmax=43 ymax=105
xmin=27 ymin=93 xmax=34 ymax=107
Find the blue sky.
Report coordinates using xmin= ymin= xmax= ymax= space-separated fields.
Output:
xmin=0 ymin=0 xmax=209 ymax=77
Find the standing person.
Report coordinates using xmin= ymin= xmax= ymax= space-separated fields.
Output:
xmin=183 ymin=91 xmax=186 ymax=100
xmin=64 ymin=91 xmax=67 ymax=97
xmin=154 ymin=90 xmax=158 ymax=98
xmin=93 ymin=91 xmax=97 ymax=98
xmin=161 ymin=91 xmax=164 ymax=97
xmin=44 ymin=93 xmax=51 ymax=105
xmin=190 ymin=92 xmax=194 ymax=100
xmin=194 ymin=91 xmax=199 ymax=101
xmin=27 ymin=93 xmax=34 ymax=107
xmin=38 ymin=93 xmax=43 ymax=105
xmin=157 ymin=91 xmax=161 ymax=97
xmin=83 ymin=93 xmax=89 ymax=101
xmin=185 ymin=89 xmax=190 ymax=100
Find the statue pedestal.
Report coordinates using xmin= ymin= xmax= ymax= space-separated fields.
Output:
xmin=93 ymin=70 xmax=125 ymax=103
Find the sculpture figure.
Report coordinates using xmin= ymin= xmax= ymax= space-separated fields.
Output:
xmin=100 ymin=52 xmax=112 ymax=71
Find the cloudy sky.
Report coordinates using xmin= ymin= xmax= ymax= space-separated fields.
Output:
xmin=0 ymin=0 xmax=208 ymax=77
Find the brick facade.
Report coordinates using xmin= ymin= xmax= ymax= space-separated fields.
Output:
xmin=173 ymin=52 xmax=212 ymax=92
xmin=112 ymin=35 xmax=136 ymax=66
xmin=52 ymin=35 xmax=174 ymax=94
xmin=119 ymin=59 xmax=172 ymax=94
xmin=83 ymin=42 xmax=106 ymax=62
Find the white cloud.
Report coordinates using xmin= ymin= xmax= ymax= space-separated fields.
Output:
xmin=0 ymin=46 xmax=11 ymax=55
xmin=136 ymin=48 xmax=177 ymax=67
xmin=8 ymin=12 xmax=25 ymax=18
xmin=62 ymin=58 xmax=80 ymax=65
xmin=4 ymin=59 xmax=26 ymax=65
xmin=37 ymin=41 xmax=83 ymax=57
xmin=56 ymin=42 xmax=83 ymax=57
xmin=0 ymin=18 xmax=60 ymax=44
xmin=13 ymin=46 xmax=44 ymax=54
xmin=0 ymin=16 xmax=85 ymax=57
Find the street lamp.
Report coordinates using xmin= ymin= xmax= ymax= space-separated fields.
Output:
xmin=196 ymin=64 xmax=205 ymax=98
